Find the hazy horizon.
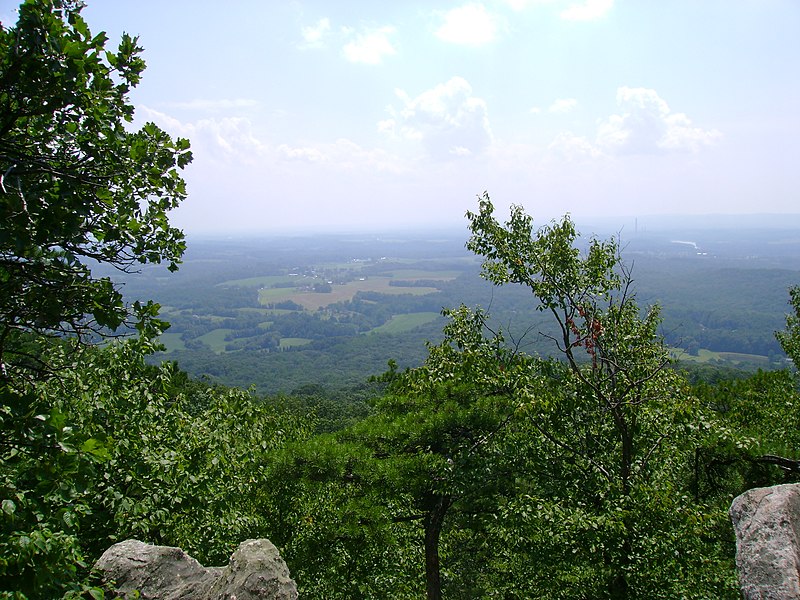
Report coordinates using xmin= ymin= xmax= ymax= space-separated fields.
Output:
xmin=181 ymin=212 xmax=800 ymax=238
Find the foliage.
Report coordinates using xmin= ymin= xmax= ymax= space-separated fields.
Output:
xmin=465 ymin=193 xmax=738 ymax=598
xmin=267 ymin=434 xmax=421 ymax=599
xmin=0 ymin=2 xmax=194 ymax=595
xmin=264 ymin=306 xmax=525 ymax=600
xmin=0 ymin=345 xmax=106 ymax=598
xmin=0 ymin=0 xmax=192 ymax=371
xmin=776 ymin=285 xmax=800 ymax=368
xmin=1 ymin=336 xmax=311 ymax=597
xmin=45 ymin=341 xmax=310 ymax=565
xmin=693 ymin=368 xmax=800 ymax=500
xmin=353 ymin=306 xmax=524 ymax=600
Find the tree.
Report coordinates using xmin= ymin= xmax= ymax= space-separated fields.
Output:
xmin=465 ymin=194 xmax=734 ymax=598
xmin=346 ymin=306 xmax=523 ymax=600
xmin=0 ymin=333 xmax=312 ymax=598
xmin=776 ymin=285 xmax=800 ymax=368
xmin=266 ymin=433 xmax=421 ymax=599
xmin=686 ymin=286 xmax=800 ymax=495
xmin=0 ymin=2 xmax=191 ymax=595
xmin=0 ymin=0 xmax=192 ymax=375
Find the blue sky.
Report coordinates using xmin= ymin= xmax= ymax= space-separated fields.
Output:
xmin=3 ymin=0 xmax=799 ymax=233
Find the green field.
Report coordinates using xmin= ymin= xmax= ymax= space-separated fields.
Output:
xmin=386 ymin=269 xmax=461 ymax=280
xmin=370 ymin=312 xmax=442 ymax=334
xmin=197 ymin=328 xmax=234 ymax=353
xmin=672 ymin=348 xmax=770 ymax=366
xmin=718 ymin=351 xmax=771 ymax=365
xmin=158 ymin=332 xmax=185 ymax=352
xmin=258 ymin=277 xmax=440 ymax=311
xmin=237 ymin=307 xmax=292 ymax=317
xmin=280 ymin=337 xmax=312 ymax=349
xmin=220 ymin=274 xmax=304 ymax=288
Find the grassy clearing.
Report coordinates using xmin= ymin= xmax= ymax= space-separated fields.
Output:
xmin=237 ymin=307 xmax=292 ymax=316
xmin=370 ymin=312 xmax=442 ymax=334
xmin=385 ymin=269 xmax=460 ymax=280
xmin=258 ymin=278 xmax=440 ymax=311
xmin=258 ymin=287 xmax=303 ymax=303
xmin=718 ymin=351 xmax=770 ymax=365
xmin=158 ymin=332 xmax=185 ymax=352
xmin=198 ymin=328 xmax=234 ymax=353
xmin=672 ymin=347 xmax=770 ymax=365
xmin=220 ymin=274 xmax=305 ymax=288
xmin=280 ymin=337 xmax=312 ymax=349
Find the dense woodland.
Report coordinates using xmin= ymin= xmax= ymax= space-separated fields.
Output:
xmin=3 ymin=3 xmax=800 ymax=599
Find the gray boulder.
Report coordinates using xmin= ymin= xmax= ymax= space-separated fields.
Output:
xmin=94 ymin=538 xmax=297 ymax=600
xmin=206 ymin=539 xmax=298 ymax=600
xmin=730 ymin=483 xmax=800 ymax=599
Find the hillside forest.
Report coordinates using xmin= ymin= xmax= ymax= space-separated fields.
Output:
xmin=4 ymin=3 xmax=800 ymax=599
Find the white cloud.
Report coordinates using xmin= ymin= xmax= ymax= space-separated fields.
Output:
xmin=596 ymin=87 xmax=721 ymax=154
xmin=138 ymin=106 xmax=267 ymax=164
xmin=382 ymin=76 xmax=493 ymax=160
xmin=167 ymin=98 xmax=259 ymax=111
xmin=502 ymin=0 xmax=531 ymax=9
xmin=548 ymin=132 xmax=601 ymax=161
xmin=139 ymin=106 xmax=407 ymax=176
xmin=435 ymin=3 xmax=501 ymax=46
xmin=278 ymin=144 xmax=327 ymax=163
xmin=300 ymin=18 xmax=331 ymax=47
xmin=560 ymin=0 xmax=613 ymax=21
xmin=278 ymin=139 xmax=407 ymax=173
xmin=499 ymin=0 xmax=559 ymax=11
xmin=342 ymin=26 xmax=396 ymax=65
xmin=549 ymin=98 xmax=578 ymax=113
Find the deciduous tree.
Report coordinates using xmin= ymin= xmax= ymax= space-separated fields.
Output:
xmin=776 ymin=285 xmax=800 ymax=369
xmin=348 ymin=306 xmax=523 ymax=600
xmin=0 ymin=0 xmax=192 ymax=376
xmin=0 ymin=2 xmax=191 ymax=595
xmin=466 ymin=193 xmax=735 ymax=598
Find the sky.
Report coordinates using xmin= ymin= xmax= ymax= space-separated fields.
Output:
xmin=2 ymin=0 xmax=799 ymax=233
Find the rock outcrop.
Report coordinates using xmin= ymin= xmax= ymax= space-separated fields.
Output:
xmin=730 ymin=483 xmax=800 ymax=600
xmin=94 ymin=538 xmax=297 ymax=600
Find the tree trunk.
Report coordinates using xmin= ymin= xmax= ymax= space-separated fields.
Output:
xmin=423 ymin=494 xmax=451 ymax=600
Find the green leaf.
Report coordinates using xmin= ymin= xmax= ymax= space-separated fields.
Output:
xmin=2 ymin=499 xmax=16 ymax=515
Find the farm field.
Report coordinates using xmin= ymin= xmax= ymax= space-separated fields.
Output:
xmin=217 ymin=266 xmax=461 ymax=312
xmin=107 ymin=227 xmax=800 ymax=394
xmin=197 ymin=328 xmax=235 ymax=353
xmin=158 ymin=332 xmax=186 ymax=352
xmin=279 ymin=337 xmax=312 ymax=349
xmin=671 ymin=348 xmax=771 ymax=367
xmin=258 ymin=278 xmax=441 ymax=311
xmin=369 ymin=312 xmax=442 ymax=334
